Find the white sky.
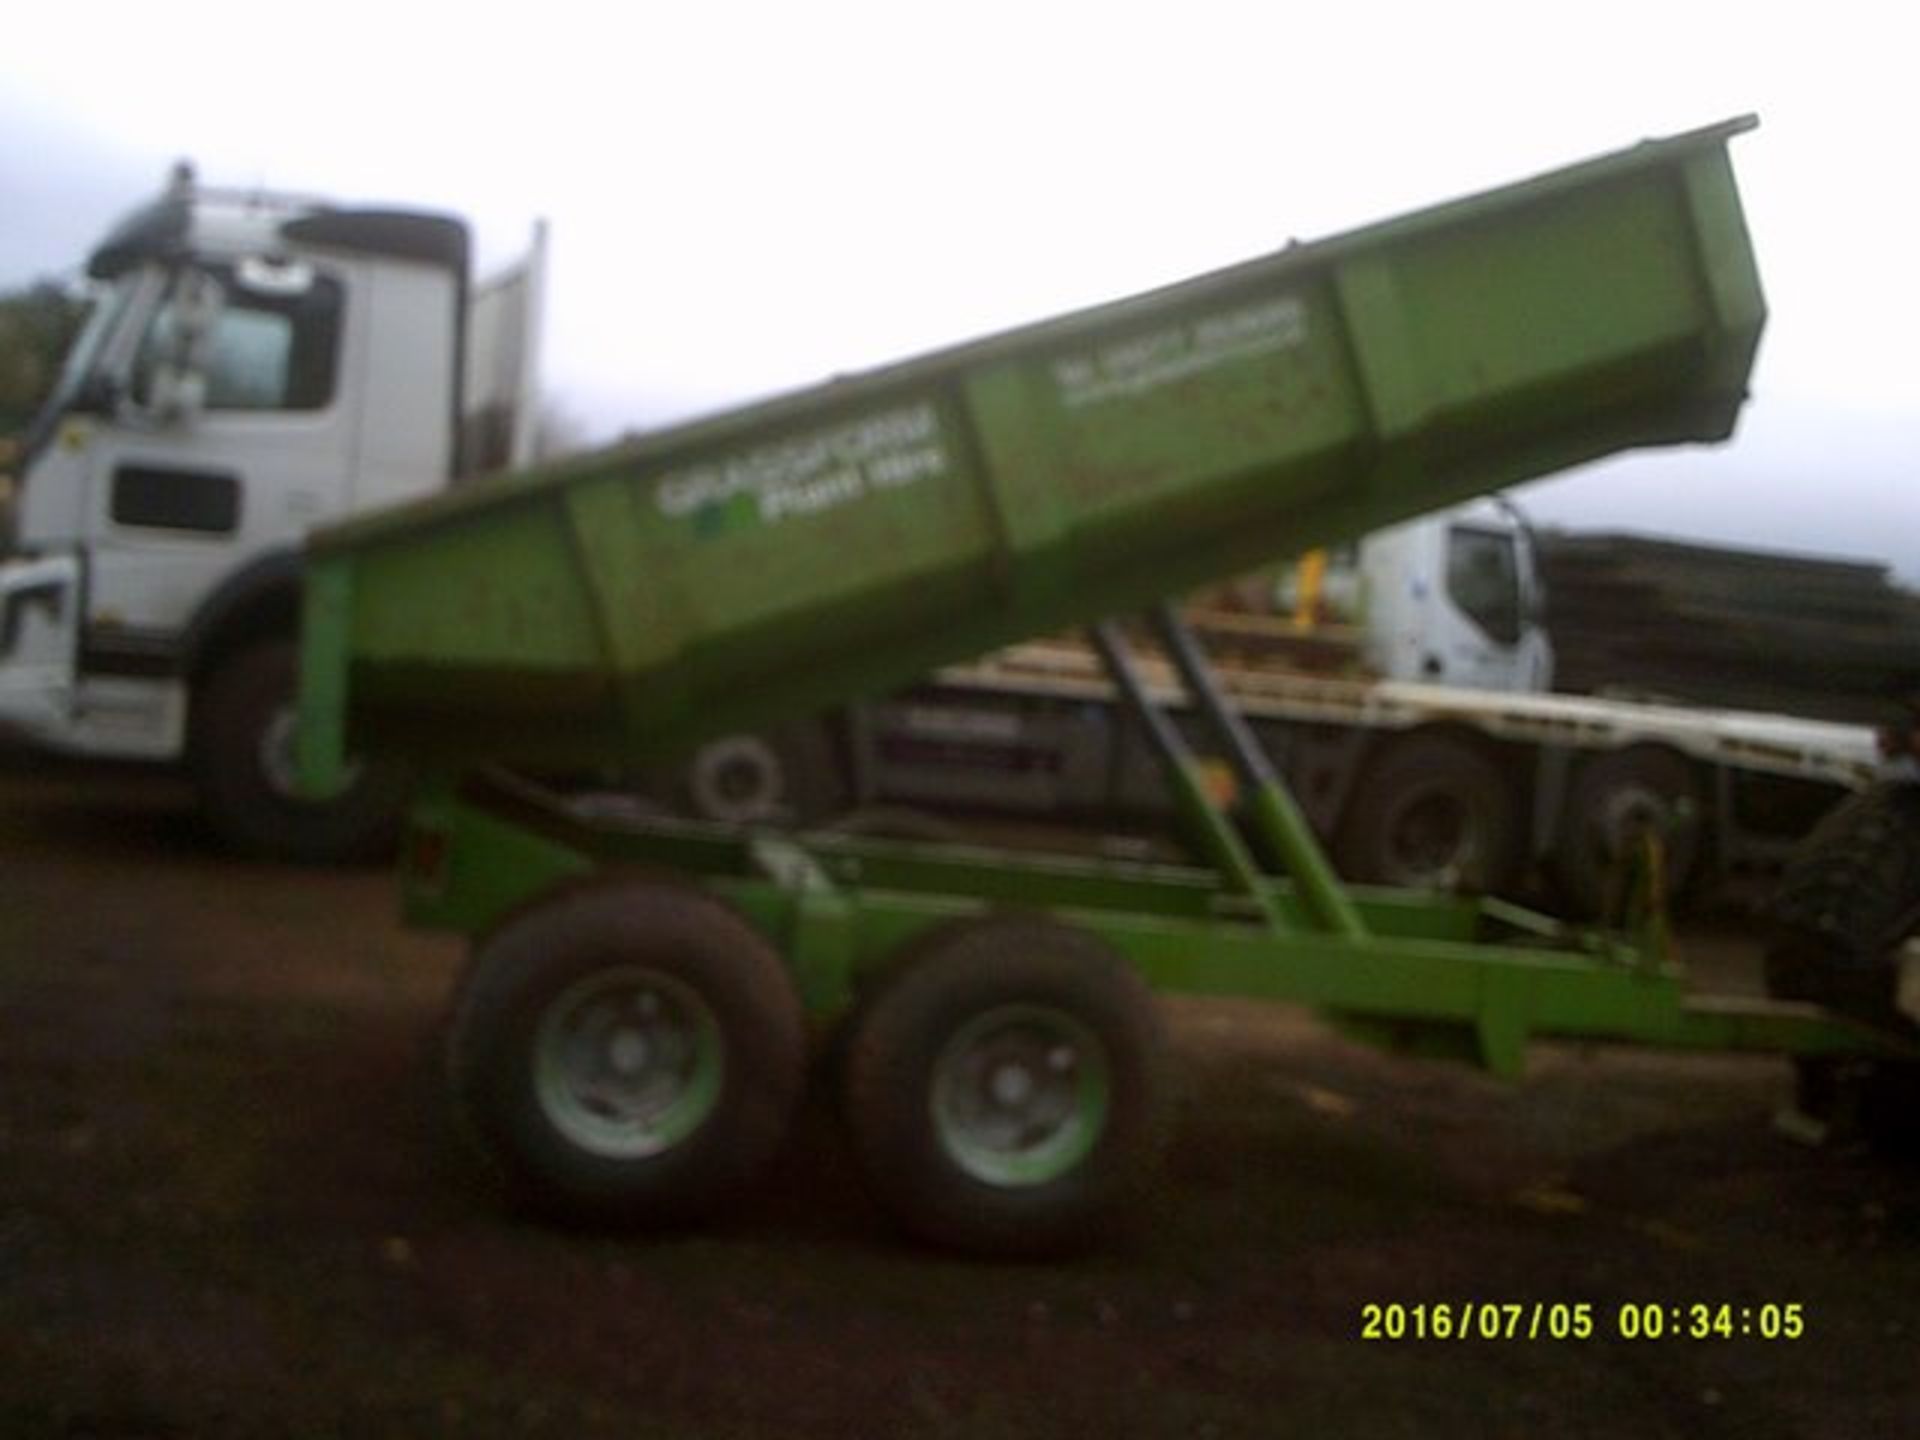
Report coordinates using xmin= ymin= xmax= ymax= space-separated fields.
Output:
xmin=3 ymin=1 xmax=1914 ymax=577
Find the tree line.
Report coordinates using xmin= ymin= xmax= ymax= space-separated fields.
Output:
xmin=1 ymin=281 xmax=87 ymax=438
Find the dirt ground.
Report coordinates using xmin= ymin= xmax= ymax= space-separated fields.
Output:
xmin=2 ymin=750 xmax=1914 ymax=1439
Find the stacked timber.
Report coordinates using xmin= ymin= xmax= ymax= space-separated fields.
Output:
xmin=1536 ymin=532 xmax=1920 ymax=724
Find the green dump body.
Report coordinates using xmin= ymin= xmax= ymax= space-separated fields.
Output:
xmin=299 ymin=119 xmax=1764 ymax=786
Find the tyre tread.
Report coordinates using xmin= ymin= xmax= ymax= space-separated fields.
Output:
xmin=445 ymin=879 xmax=806 ymax=1226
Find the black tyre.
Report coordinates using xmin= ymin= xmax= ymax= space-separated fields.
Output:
xmin=840 ymin=917 xmax=1169 ymax=1257
xmin=1333 ymin=733 xmax=1522 ymax=894
xmin=1764 ymin=783 xmax=1920 ymax=1153
xmin=1554 ymin=746 xmax=1702 ymax=921
xmin=1766 ymin=784 xmax=1920 ymax=1022
xmin=188 ymin=639 xmax=408 ymax=863
xmin=446 ymin=880 xmax=807 ymax=1225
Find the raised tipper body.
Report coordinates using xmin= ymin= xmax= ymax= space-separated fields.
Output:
xmin=299 ymin=119 xmax=1765 ymax=788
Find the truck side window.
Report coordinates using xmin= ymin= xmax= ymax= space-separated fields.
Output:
xmin=133 ymin=267 xmax=343 ymax=412
xmin=1445 ymin=526 xmax=1523 ymax=645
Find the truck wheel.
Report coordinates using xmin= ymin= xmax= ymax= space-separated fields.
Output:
xmin=686 ymin=735 xmax=788 ymax=823
xmin=1554 ymin=746 xmax=1701 ymax=921
xmin=840 ymin=917 xmax=1169 ymax=1256
xmin=446 ymin=880 xmax=807 ymax=1226
xmin=188 ymin=639 xmax=408 ymax=864
xmin=681 ymin=723 xmax=846 ymax=826
xmin=1764 ymin=783 xmax=1920 ymax=1154
xmin=1333 ymin=733 xmax=1521 ymax=894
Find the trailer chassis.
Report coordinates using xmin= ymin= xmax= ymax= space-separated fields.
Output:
xmin=400 ymin=611 xmax=1911 ymax=1252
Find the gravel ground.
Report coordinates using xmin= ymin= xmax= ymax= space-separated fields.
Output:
xmin=1 ymin=752 xmax=1913 ymax=1438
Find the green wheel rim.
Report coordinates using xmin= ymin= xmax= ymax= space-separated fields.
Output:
xmin=931 ymin=1003 xmax=1110 ymax=1187
xmin=533 ymin=967 xmax=723 ymax=1159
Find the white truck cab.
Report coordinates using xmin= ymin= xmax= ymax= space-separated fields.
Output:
xmin=1355 ymin=498 xmax=1554 ymax=692
xmin=1 ymin=163 xmax=542 ymax=859
xmin=1278 ymin=498 xmax=1554 ymax=693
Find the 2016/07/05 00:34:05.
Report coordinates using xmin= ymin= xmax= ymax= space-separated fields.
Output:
xmin=1359 ymin=1302 xmax=1806 ymax=1341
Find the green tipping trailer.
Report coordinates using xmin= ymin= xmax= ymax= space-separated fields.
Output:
xmin=298 ymin=118 xmax=1914 ymax=1255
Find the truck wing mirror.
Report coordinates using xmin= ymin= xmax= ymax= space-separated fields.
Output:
xmin=134 ymin=268 xmax=223 ymax=426
xmin=143 ymin=361 xmax=207 ymax=425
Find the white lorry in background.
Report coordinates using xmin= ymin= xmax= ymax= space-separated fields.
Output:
xmin=1251 ymin=497 xmax=1556 ymax=693
xmin=724 ymin=500 xmax=1879 ymax=919
xmin=0 ymin=163 xmax=544 ymax=860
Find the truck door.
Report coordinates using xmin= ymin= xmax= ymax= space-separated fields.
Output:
xmin=1437 ymin=521 xmax=1534 ymax=691
xmin=1358 ymin=507 xmax=1553 ymax=693
xmin=79 ymin=259 xmax=355 ymax=677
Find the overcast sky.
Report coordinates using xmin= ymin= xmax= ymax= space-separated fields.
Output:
xmin=3 ymin=2 xmax=1913 ymax=578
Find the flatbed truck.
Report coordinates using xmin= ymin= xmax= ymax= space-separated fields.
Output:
xmin=677 ymin=624 xmax=1875 ymax=921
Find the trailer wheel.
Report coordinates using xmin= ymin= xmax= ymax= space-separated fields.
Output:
xmin=1333 ymin=733 xmax=1521 ymax=894
xmin=1554 ymin=746 xmax=1701 ymax=921
xmin=840 ymin=917 xmax=1169 ymax=1256
xmin=188 ymin=638 xmax=407 ymax=864
xmin=1764 ymin=783 xmax=1920 ymax=1154
xmin=446 ymin=881 xmax=807 ymax=1225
